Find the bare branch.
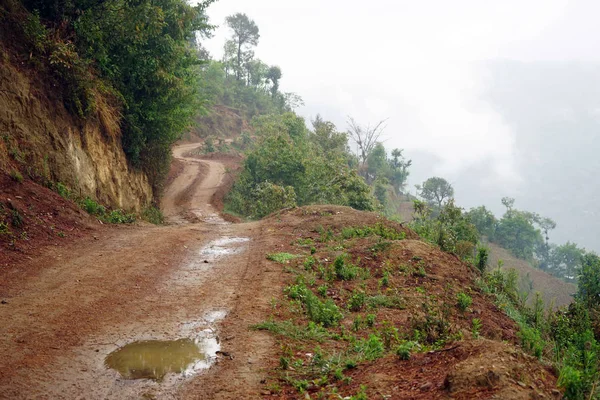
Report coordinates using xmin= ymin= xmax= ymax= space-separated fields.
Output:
xmin=346 ymin=117 xmax=388 ymax=167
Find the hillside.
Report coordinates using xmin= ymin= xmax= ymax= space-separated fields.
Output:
xmin=488 ymin=243 xmax=576 ymax=308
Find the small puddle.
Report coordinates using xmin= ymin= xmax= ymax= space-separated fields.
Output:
xmin=105 ymin=310 xmax=226 ymax=381
xmin=200 ymin=237 xmax=250 ymax=259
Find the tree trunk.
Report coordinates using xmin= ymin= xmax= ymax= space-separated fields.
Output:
xmin=237 ymin=39 xmax=242 ymax=81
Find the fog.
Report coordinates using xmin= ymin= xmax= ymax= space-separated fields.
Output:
xmin=202 ymin=0 xmax=600 ymax=252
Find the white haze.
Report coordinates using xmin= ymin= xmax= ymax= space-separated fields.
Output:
xmin=201 ymin=0 xmax=600 ymax=252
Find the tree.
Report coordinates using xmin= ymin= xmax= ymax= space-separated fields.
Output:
xmin=466 ymin=206 xmax=497 ymax=239
xmin=266 ymin=66 xmax=282 ymax=97
xmin=550 ymin=242 xmax=586 ymax=281
xmin=577 ymin=253 xmax=600 ymax=308
xmin=495 ymin=211 xmax=542 ymax=261
xmin=224 ymin=13 xmax=259 ymax=81
xmin=366 ymin=142 xmax=388 ymax=184
xmin=388 ymin=149 xmax=411 ymax=194
xmin=501 ymin=197 xmax=515 ymax=214
xmin=420 ymin=177 xmax=454 ymax=208
xmin=346 ymin=117 xmax=387 ymax=168
xmin=310 ymin=115 xmax=348 ymax=155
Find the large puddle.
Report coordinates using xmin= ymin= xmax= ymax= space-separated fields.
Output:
xmin=104 ymin=310 xmax=225 ymax=381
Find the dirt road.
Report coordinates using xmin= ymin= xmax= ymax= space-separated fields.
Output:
xmin=0 ymin=144 xmax=278 ymax=399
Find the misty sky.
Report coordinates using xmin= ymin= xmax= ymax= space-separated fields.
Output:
xmin=201 ymin=0 xmax=600 ymax=252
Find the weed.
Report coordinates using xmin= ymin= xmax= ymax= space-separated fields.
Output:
xmin=267 ymin=252 xmax=298 ymax=263
xmin=296 ymin=237 xmax=314 ymax=247
xmin=57 ymin=231 xmax=66 ymax=238
xmin=379 ymin=271 xmax=390 ymax=288
xmin=370 ymin=240 xmax=392 ymax=255
xmin=352 ymin=315 xmax=363 ymax=331
xmin=56 ymin=182 xmax=71 ymax=199
xmin=379 ymin=321 xmax=399 ymax=349
xmin=415 ymin=286 xmax=426 ymax=295
xmin=457 ymin=292 xmax=473 ymax=311
xmin=317 ymin=285 xmax=328 ymax=297
xmin=353 ymin=334 xmax=384 ymax=361
xmin=9 ymin=170 xmax=23 ymax=183
xmin=413 ymin=266 xmax=426 ymax=278
xmin=310 ymin=246 xmax=317 ymax=254
xmin=471 ymin=318 xmax=482 ymax=338
xmin=367 ymin=294 xmax=405 ymax=310
xmin=106 ymin=209 xmax=135 ymax=224
xmin=304 ymin=256 xmax=316 ymax=271
xmin=82 ymin=197 xmax=105 ymax=215
xmin=285 ymin=282 xmax=343 ymax=327
xmin=366 ymin=314 xmax=376 ymax=327
xmin=142 ymin=207 xmax=164 ymax=224
xmin=396 ymin=341 xmax=416 ymax=360
xmin=350 ymin=385 xmax=369 ymax=400
xmin=0 ymin=221 xmax=11 ymax=235
xmin=10 ymin=209 xmax=23 ymax=228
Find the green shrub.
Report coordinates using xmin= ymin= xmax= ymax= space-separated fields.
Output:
xmin=353 ymin=334 xmax=384 ymax=361
xmin=303 ymin=256 xmax=316 ymax=271
xmin=475 ymin=246 xmax=489 ymax=273
xmin=457 ymin=292 xmax=472 ymax=311
xmin=106 ymin=209 xmax=135 ymax=224
xmin=348 ymin=291 xmax=366 ymax=312
xmin=396 ymin=341 xmax=416 ymax=360
xmin=334 ymin=254 xmax=359 ymax=280
xmin=142 ymin=207 xmax=164 ymax=225
xmin=56 ymin=182 xmax=71 ymax=199
xmin=82 ymin=197 xmax=105 ymax=216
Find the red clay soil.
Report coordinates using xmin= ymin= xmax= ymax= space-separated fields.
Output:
xmin=0 ymin=173 xmax=98 ymax=272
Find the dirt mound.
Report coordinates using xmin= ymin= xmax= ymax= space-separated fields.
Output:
xmin=252 ymin=205 xmax=561 ymax=399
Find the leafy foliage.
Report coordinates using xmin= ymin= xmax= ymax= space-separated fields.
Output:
xmin=226 ymin=114 xmax=376 ymax=218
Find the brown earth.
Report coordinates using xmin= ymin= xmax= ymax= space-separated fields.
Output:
xmin=0 ymin=144 xmax=563 ymax=399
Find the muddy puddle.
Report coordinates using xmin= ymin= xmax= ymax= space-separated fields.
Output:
xmin=200 ymin=237 xmax=250 ymax=260
xmin=104 ymin=310 xmax=225 ymax=382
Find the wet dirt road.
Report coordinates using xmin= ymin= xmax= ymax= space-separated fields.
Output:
xmin=0 ymin=144 xmax=279 ymax=399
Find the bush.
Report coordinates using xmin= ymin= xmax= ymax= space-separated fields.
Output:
xmin=475 ymin=246 xmax=489 ymax=273
xmin=348 ymin=291 xmax=366 ymax=312
xmin=9 ymin=170 xmax=23 ymax=183
xmin=334 ymin=254 xmax=359 ymax=281
xmin=457 ymin=292 xmax=472 ymax=311
xmin=396 ymin=341 xmax=416 ymax=360
xmin=142 ymin=207 xmax=164 ymax=225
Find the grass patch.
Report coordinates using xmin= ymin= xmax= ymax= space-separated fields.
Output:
xmin=267 ymin=252 xmax=299 ymax=263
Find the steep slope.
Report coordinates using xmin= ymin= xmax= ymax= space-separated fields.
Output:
xmin=0 ymin=53 xmax=152 ymax=211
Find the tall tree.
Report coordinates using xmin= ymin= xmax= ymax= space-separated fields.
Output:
xmin=224 ymin=13 xmax=259 ymax=81
xmin=420 ymin=177 xmax=454 ymax=208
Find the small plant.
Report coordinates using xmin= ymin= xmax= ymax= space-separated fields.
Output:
xmin=380 ymin=271 xmax=390 ymax=288
xmin=303 ymin=256 xmax=316 ymax=271
xmin=0 ymin=221 xmax=11 ymax=235
xmin=279 ymin=356 xmax=290 ymax=370
xmin=106 ymin=209 xmax=136 ymax=224
xmin=10 ymin=209 xmax=23 ymax=228
xmin=348 ymin=291 xmax=366 ymax=311
xmin=310 ymin=246 xmax=317 ymax=254
xmin=56 ymin=182 xmax=71 ymax=199
xmin=475 ymin=246 xmax=489 ymax=273
xmin=267 ymin=252 xmax=298 ymax=263
xmin=82 ymin=197 xmax=105 ymax=216
xmin=317 ymin=285 xmax=328 ymax=297
xmin=352 ymin=315 xmax=363 ymax=331
xmin=296 ymin=237 xmax=314 ymax=246
xmin=353 ymin=334 xmax=384 ymax=361
xmin=413 ymin=266 xmax=426 ymax=278
xmin=142 ymin=206 xmax=164 ymax=225
xmin=9 ymin=170 xmax=23 ymax=183
xmin=396 ymin=341 xmax=416 ymax=360
xmin=366 ymin=314 xmax=376 ymax=327
xmin=471 ymin=318 xmax=482 ymax=338
xmin=334 ymin=254 xmax=359 ymax=280
xmin=457 ymin=292 xmax=473 ymax=311
xmin=379 ymin=321 xmax=399 ymax=349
